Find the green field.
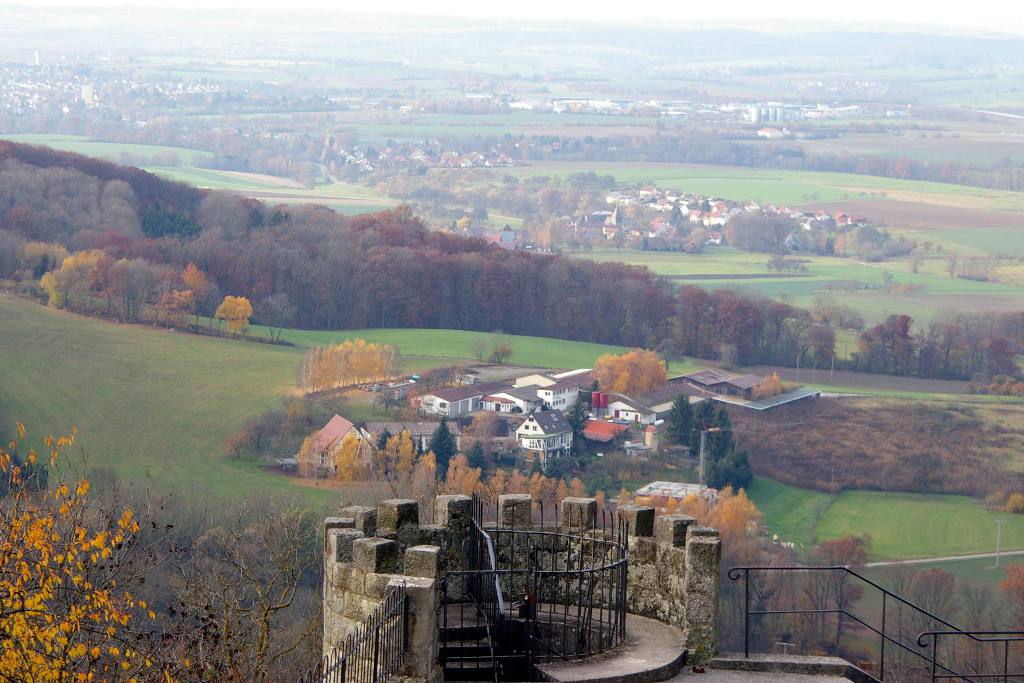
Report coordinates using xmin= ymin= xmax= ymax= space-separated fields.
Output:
xmin=485 ymin=161 xmax=1024 ymax=212
xmin=1 ymin=295 xmax=698 ymax=503
xmin=0 ymin=293 xmax=322 ymax=502
xmin=0 ymin=133 xmax=213 ymax=166
xmin=571 ymin=247 xmax=1024 ymax=325
xmin=817 ymin=491 xmax=1024 ymax=561
xmin=746 ymin=478 xmax=1024 ymax=562
xmin=253 ymin=325 xmax=696 ymax=374
xmin=746 ymin=476 xmax=832 ymax=549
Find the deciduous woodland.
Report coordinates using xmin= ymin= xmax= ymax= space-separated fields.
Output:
xmin=1 ymin=141 xmax=1021 ymax=380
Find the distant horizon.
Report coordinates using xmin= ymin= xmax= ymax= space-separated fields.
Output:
xmin=2 ymin=1 xmax=1024 ymax=37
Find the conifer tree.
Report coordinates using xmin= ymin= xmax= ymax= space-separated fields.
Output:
xmin=429 ymin=418 xmax=457 ymax=481
xmin=665 ymin=395 xmax=693 ymax=446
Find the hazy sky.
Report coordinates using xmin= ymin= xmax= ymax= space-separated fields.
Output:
xmin=17 ymin=0 xmax=1024 ymax=35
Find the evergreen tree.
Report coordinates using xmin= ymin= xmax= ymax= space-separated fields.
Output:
xmin=429 ymin=418 xmax=457 ymax=481
xmin=566 ymin=400 xmax=588 ymax=454
xmin=376 ymin=428 xmax=392 ymax=451
xmin=467 ymin=440 xmax=487 ymax=469
xmin=707 ymin=449 xmax=752 ymax=491
xmin=665 ymin=395 xmax=693 ymax=446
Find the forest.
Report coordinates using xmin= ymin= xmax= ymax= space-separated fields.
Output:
xmin=1 ymin=141 xmax=1021 ymax=381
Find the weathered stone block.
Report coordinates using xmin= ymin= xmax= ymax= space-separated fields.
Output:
xmin=340 ymin=506 xmax=378 ymax=536
xmin=327 ymin=528 xmax=365 ymax=563
xmin=629 ymin=535 xmax=658 ymax=564
xmin=435 ymin=494 xmax=472 ymax=530
xmin=618 ymin=504 xmax=655 ymax=537
xmin=561 ymin=497 xmax=597 ymax=531
xmin=404 ymin=545 xmax=441 ymax=579
xmin=364 ymin=572 xmax=395 ymax=599
xmin=379 ymin=498 xmax=419 ymax=534
xmin=656 ymin=514 xmax=696 ymax=547
xmin=498 ymin=494 xmax=532 ymax=528
xmin=353 ymin=537 xmax=400 ymax=574
xmin=418 ymin=523 xmax=449 ymax=547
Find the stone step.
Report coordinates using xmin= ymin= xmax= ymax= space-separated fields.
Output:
xmin=709 ymin=654 xmax=877 ymax=682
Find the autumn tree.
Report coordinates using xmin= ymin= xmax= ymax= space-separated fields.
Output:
xmin=215 ymin=295 xmax=254 ymax=335
xmin=181 ymin=262 xmax=208 ymax=323
xmin=167 ymin=500 xmax=321 ymax=682
xmin=39 ymin=249 xmax=104 ymax=308
xmin=593 ymin=349 xmax=667 ymax=396
xmin=752 ymin=372 xmax=783 ymax=399
xmin=0 ymin=424 xmax=164 ymax=681
xmin=299 ymin=339 xmax=400 ymax=393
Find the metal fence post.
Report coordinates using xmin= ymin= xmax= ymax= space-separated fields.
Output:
xmin=744 ymin=568 xmax=750 ymax=658
xmin=880 ymin=591 xmax=886 ymax=680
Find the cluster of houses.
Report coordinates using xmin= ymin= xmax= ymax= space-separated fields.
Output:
xmin=296 ymin=364 xmax=820 ymax=476
xmin=564 ymin=188 xmax=869 ymax=250
xmin=321 ymin=135 xmax=515 ymax=174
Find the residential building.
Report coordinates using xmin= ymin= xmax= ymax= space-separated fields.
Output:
xmin=516 ymin=411 xmax=573 ymax=468
xmin=359 ymin=421 xmax=462 ymax=452
xmin=305 ymin=414 xmax=359 ymax=469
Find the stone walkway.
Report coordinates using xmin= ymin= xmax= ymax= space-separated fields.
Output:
xmin=671 ymin=669 xmax=848 ymax=682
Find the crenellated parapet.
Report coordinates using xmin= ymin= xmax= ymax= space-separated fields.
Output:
xmin=322 ymin=493 xmax=722 ymax=682
xmin=323 ymin=496 xmax=473 ymax=683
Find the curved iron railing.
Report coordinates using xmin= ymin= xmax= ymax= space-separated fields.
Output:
xmin=440 ymin=497 xmax=629 ymax=681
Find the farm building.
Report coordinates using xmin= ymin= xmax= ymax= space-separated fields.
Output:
xmin=481 ymin=386 xmax=544 ymax=414
xmin=417 ymin=381 xmax=508 ymax=416
xmin=684 ymin=369 xmax=763 ymax=399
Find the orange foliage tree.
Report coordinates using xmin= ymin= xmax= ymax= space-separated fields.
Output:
xmin=593 ymin=349 xmax=667 ymax=396
xmin=752 ymin=372 xmax=784 ymax=399
xmin=215 ymin=295 xmax=253 ymax=335
xmin=0 ymin=424 xmax=163 ymax=681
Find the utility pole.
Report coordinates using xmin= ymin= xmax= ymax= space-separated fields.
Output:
xmin=995 ymin=518 xmax=1006 ymax=568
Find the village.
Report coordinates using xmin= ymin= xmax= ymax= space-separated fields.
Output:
xmin=290 ymin=357 xmax=819 ymax=489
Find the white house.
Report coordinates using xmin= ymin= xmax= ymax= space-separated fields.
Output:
xmin=417 ymin=382 xmax=507 ymax=417
xmin=516 ymin=411 xmax=573 ymax=468
xmin=536 ymin=379 xmax=581 ymax=410
xmin=605 ymin=395 xmax=658 ymax=424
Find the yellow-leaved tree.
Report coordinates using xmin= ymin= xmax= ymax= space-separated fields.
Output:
xmin=0 ymin=424 xmax=163 ymax=681
xmin=593 ymin=349 xmax=667 ymax=396
xmin=215 ymin=295 xmax=253 ymax=335
xmin=39 ymin=249 xmax=105 ymax=309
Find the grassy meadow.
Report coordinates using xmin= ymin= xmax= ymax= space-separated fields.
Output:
xmin=570 ymin=246 xmax=1024 ymax=325
xmin=0 ymin=295 xmax=692 ymax=504
xmin=487 ymin=161 xmax=1024 ymax=212
xmin=746 ymin=475 xmax=1024 ymax=563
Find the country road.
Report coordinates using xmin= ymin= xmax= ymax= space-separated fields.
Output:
xmin=866 ymin=549 xmax=1024 ymax=568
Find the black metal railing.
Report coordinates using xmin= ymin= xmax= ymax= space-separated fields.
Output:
xmin=300 ymin=583 xmax=408 ymax=683
xmin=916 ymin=630 xmax=1024 ymax=682
xmin=728 ymin=566 xmax=1024 ymax=683
xmin=439 ymin=497 xmax=629 ymax=681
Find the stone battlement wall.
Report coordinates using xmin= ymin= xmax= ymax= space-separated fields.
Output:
xmin=322 ymin=494 xmax=721 ymax=682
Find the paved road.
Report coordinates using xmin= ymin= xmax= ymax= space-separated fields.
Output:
xmin=866 ymin=549 xmax=1024 ymax=568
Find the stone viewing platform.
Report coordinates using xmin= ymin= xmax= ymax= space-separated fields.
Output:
xmin=321 ymin=494 xmax=723 ymax=683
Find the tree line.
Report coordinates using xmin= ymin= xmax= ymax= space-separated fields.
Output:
xmin=1 ymin=141 xmax=1021 ymax=381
